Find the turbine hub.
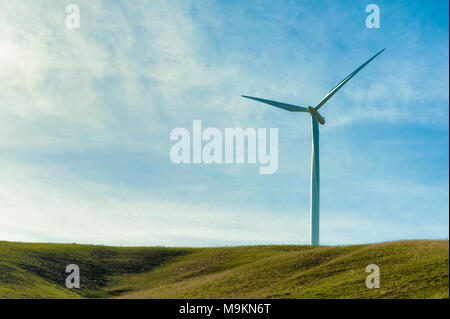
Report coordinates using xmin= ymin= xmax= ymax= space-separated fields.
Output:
xmin=308 ymin=106 xmax=326 ymax=125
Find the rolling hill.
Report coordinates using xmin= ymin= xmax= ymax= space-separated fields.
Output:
xmin=0 ymin=240 xmax=448 ymax=299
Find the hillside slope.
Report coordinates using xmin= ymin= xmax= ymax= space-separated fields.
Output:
xmin=0 ymin=240 xmax=448 ymax=299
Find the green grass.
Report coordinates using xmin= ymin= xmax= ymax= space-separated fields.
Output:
xmin=0 ymin=240 xmax=448 ymax=299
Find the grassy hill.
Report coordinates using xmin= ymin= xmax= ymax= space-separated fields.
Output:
xmin=0 ymin=240 xmax=448 ymax=299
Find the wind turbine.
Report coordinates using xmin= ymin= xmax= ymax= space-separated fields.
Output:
xmin=242 ymin=49 xmax=385 ymax=246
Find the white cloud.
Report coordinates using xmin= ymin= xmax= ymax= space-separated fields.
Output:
xmin=0 ymin=1 xmax=447 ymax=246
xmin=0 ymin=159 xmax=309 ymax=246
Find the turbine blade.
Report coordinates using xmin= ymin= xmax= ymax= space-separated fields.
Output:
xmin=315 ymin=48 xmax=385 ymax=111
xmin=241 ymin=95 xmax=308 ymax=112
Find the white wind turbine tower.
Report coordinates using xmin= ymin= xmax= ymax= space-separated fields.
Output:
xmin=242 ymin=49 xmax=385 ymax=245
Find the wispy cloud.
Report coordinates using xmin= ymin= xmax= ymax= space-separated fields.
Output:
xmin=0 ymin=0 xmax=448 ymax=246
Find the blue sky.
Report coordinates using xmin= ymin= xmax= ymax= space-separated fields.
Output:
xmin=0 ymin=0 xmax=448 ymax=246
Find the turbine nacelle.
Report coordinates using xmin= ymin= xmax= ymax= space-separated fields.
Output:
xmin=308 ymin=106 xmax=325 ymax=125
